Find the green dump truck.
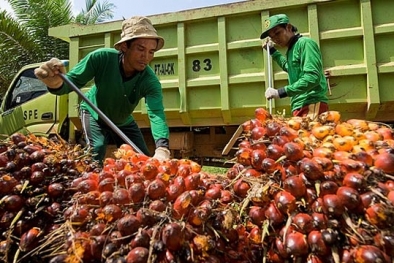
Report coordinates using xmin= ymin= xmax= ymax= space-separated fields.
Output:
xmin=0 ymin=0 xmax=393 ymax=163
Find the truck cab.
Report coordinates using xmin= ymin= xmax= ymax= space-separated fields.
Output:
xmin=0 ymin=62 xmax=69 ymax=140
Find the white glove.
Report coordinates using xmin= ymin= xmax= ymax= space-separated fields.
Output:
xmin=265 ymin=87 xmax=279 ymax=99
xmin=34 ymin=58 xmax=66 ymax=89
xmin=262 ymin=38 xmax=275 ymax=51
xmin=153 ymin=147 xmax=171 ymax=161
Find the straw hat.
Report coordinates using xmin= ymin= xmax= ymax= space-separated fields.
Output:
xmin=114 ymin=16 xmax=165 ymax=51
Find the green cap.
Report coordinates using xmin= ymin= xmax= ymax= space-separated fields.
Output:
xmin=260 ymin=14 xmax=290 ymax=39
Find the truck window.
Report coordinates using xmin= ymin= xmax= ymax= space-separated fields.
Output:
xmin=6 ymin=68 xmax=48 ymax=110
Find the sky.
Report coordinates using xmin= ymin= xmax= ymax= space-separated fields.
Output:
xmin=0 ymin=0 xmax=246 ymax=21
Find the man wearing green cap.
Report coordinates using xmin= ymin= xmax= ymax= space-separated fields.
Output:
xmin=261 ymin=14 xmax=329 ymax=119
xmin=34 ymin=16 xmax=171 ymax=163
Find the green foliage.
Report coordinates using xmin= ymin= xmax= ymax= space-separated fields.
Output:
xmin=0 ymin=0 xmax=115 ymax=96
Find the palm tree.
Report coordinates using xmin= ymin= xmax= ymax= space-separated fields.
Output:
xmin=0 ymin=0 xmax=115 ymax=95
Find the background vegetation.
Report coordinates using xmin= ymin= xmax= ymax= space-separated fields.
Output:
xmin=0 ymin=0 xmax=116 ymax=96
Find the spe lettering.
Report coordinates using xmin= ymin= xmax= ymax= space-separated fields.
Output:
xmin=23 ymin=109 xmax=38 ymax=120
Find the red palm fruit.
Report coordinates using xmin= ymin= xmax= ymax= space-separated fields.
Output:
xmin=140 ymin=161 xmax=159 ymax=180
xmin=128 ymin=182 xmax=145 ymax=203
xmin=90 ymin=223 xmax=106 ymax=236
xmin=235 ymin=147 xmax=252 ymax=166
xmin=233 ymin=179 xmax=250 ymax=198
xmin=283 ymin=175 xmax=306 ymax=199
xmin=149 ymin=200 xmax=166 ymax=212
xmin=319 ymin=181 xmax=339 ymax=197
xmin=130 ymin=229 xmax=150 ymax=249
xmin=177 ymin=163 xmax=192 ymax=177
xmin=99 ymin=191 xmax=114 ymax=207
xmin=184 ymin=173 xmax=201 ymax=191
xmin=189 ymin=206 xmax=211 ymax=227
xmin=353 ymin=245 xmax=390 ymax=263
xmin=126 ymin=247 xmax=149 ymax=263
xmin=262 ymin=157 xmax=278 ymax=173
xmin=166 ymin=184 xmax=183 ymax=202
xmin=172 ymin=191 xmax=192 ymax=220
xmin=274 ymin=190 xmax=296 ymax=215
xmin=292 ymin=213 xmax=314 ymax=234
xmin=342 ymin=172 xmax=366 ymax=191
xmin=308 ymin=230 xmax=329 ymax=255
xmin=283 ymin=142 xmax=304 ymax=162
xmin=265 ymin=201 xmax=285 ymax=226
xmin=220 ymin=189 xmax=233 ymax=204
xmin=102 ymin=204 xmax=123 ymax=222
xmin=117 ymin=214 xmax=141 ymax=236
xmin=311 ymin=212 xmax=328 ymax=229
xmin=322 ymin=194 xmax=344 ymax=218
xmin=374 ymin=152 xmax=394 ymax=175
xmin=279 ymin=126 xmax=298 ymax=141
xmin=77 ymin=179 xmax=99 ymax=193
xmin=299 ymin=157 xmax=324 ymax=181
xmin=266 ymin=144 xmax=284 ymax=161
xmin=284 ymin=231 xmax=309 ymax=257
xmin=115 ymin=169 xmax=132 ymax=187
xmin=272 ymin=135 xmax=290 ymax=147
xmin=147 ymin=179 xmax=166 ymax=200
xmin=113 ymin=188 xmax=131 ymax=205
xmin=266 ymin=121 xmax=282 ymax=137
xmin=98 ymin=177 xmax=115 ymax=192
xmin=248 ymin=206 xmax=266 ymax=226
xmin=255 ymin=107 xmax=271 ymax=122
xmin=336 ymin=186 xmax=361 ymax=212
xmin=19 ymin=227 xmax=40 ymax=252
xmin=161 ymin=222 xmax=185 ymax=251
xmin=251 ymin=126 xmax=267 ymax=141
xmin=251 ymin=149 xmax=266 ymax=171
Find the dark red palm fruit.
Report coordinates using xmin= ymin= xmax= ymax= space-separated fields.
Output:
xmin=112 ymin=188 xmax=131 ymax=205
xmin=299 ymin=157 xmax=324 ymax=181
xmin=149 ymin=200 xmax=166 ymax=212
xmin=262 ymin=157 xmax=278 ymax=173
xmin=283 ymin=142 xmax=304 ymax=162
xmin=77 ymin=179 xmax=99 ymax=193
xmin=374 ymin=152 xmax=394 ymax=175
xmin=140 ymin=161 xmax=159 ymax=180
xmin=248 ymin=206 xmax=266 ymax=227
xmin=279 ymin=126 xmax=298 ymax=141
xmin=166 ymin=184 xmax=183 ymax=202
xmin=89 ymin=223 xmax=107 ymax=236
xmin=3 ymin=195 xmax=24 ymax=212
xmin=251 ymin=149 xmax=267 ymax=171
xmin=147 ymin=179 xmax=166 ymax=200
xmin=136 ymin=207 xmax=159 ymax=227
xmin=126 ymin=247 xmax=149 ymax=263
xmin=306 ymin=188 xmax=318 ymax=206
xmin=251 ymin=126 xmax=267 ymax=141
xmin=233 ymin=179 xmax=250 ymax=199
xmin=308 ymin=230 xmax=330 ymax=255
xmin=188 ymin=206 xmax=211 ymax=227
xmin=130 ymin=229 xmax=150 ymax=249
xmin=283 ymin=175 xmax=307 ymax=199
xmin=353 ymin=245 xmax=390 ymax=263
xmin=19 ymin=227 xmax=40 ymax=252
xmin=90 ymin=235 xmax=106 ymax=260
xmin=128 ymin=182 xmax=145 ymax=203
xmin=102 ymin=204 xmax=123 ymax=223
xmin=264 ymin=201 xmax=285 ymax=226
xmin=292 ymin=213 xmax=314 ymax=234
xmin=360 ymin=191 xmax=378 ymax=209
xmin=311 ymin=212 xmax=328 ymax=230
xmin=284 ymin=231 xmax=309 ymax=257
xmin=312 ymin=156 xmax=334 ymax=171
xmin=220 ymin=189 xmax=233 ymax=204
xmin=184 ymin=173 xmax=201 ymax=191
xmin=266 ymin=121 xmax=282 ymax=137
xmin=161 ymin=222 xmax=185 ymax=251
xmin=117 ymin=214 xmax=141 ymax=237
xmin=322 ymin=194 xmax=344 ymax=218
xmin=98 ymin=191 xmax=114 ymax=207
xmin=274 ymin=190 xmax=297 ymax=215
xmin=336 ymin=186 xmax=361 ymax=212
xmin=342 ymin=172 xmax=366 ymax=191
xmin=319 ymin=181 xmax=339 ymax=197
xmin=115 ymin=169 xmax=132 ymax=187
xmin=266 ymin=144 xmax=284 ymax=161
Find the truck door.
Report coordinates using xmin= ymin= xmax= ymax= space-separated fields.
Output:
xmin=0 ymin=66 xmax=59 ymax=138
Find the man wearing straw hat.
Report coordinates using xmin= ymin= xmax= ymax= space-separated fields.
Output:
xmin=35 ymin=16 xmax=170 ymax=162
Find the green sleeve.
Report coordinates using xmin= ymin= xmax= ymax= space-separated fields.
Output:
xmin=144 ymin=79 xmax=169 ymax=141
xmin=284 ymin=40 xmax=323 ymax=97
xmin=271 ymin=50 xmax=288 ymax=72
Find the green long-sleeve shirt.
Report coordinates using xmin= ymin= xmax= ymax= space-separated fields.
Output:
xmin=50 ymin=48 xmax=169 ymax=142
xmin=271 ymin=35 xmax=328 ymax=112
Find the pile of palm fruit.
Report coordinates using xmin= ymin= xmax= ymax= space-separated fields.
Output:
xmin=0 ymin=108 xmax=394 ymax=263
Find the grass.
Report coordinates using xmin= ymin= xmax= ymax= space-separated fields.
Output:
xmin=201 ymin=165 xmax=228 ymax=175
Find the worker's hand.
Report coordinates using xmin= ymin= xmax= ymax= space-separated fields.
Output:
xmin=34 ymin=58 xmax=66 ymax=89
xmin=262 ymin=38 xmax=274 ymax=51
xmin=153 ymin=147 xmax=171 ymax=161
xmin=265 ymin=87 xmax=280 ymax=100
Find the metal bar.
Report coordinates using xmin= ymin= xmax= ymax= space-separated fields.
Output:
xmin=266 ymin=41 xmax=273 ymax=114
xmin=58 ymin=73 xmax=144 ymax=154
